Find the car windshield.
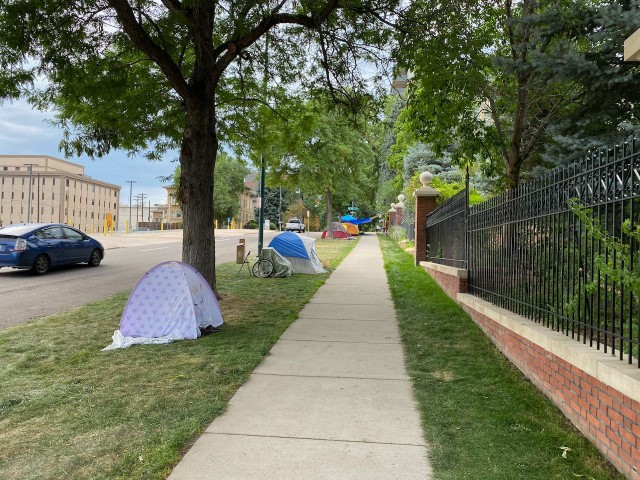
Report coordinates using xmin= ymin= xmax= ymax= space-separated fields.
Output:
xmin=289 ymin=219 xmax=300 ymax=223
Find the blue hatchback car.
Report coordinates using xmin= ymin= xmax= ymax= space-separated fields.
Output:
xmin=0 ymin=223 xmax=104 ymax=275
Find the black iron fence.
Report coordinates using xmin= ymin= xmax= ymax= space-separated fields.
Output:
xmin=466 ymin=142 xmax=640 ymax=366
xmin=425 ymin=188 xmax=468 ymax=268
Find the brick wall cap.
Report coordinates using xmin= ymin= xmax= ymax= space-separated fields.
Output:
xmin=414 ymin=186 xmax=439 ymax=197
xmin=420 ymin=261 xmax=468 ymax=279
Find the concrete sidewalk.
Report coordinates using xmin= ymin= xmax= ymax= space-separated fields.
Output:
xmin=168 ymin=235 xmax=432 ymax=479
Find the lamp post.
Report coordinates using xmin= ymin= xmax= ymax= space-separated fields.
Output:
xmin=126 ymin=180 xmax=136 ymax=232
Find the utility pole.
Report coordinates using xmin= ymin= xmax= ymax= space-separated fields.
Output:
xmin=278 ymin=186 xmax=282 ymax=231
xmin=258 ymin=33 xmax=269 ymax=255
xmin=23 ymin=163 xmax=37 ymax=223
xmin=126 ymin=180 xmax=136 ymax=231
xmin=135 ymin=193 xmax=147 ymax=228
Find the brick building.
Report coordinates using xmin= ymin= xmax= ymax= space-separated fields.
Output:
xmin=0 ymin=155 xmax=120 ymax=232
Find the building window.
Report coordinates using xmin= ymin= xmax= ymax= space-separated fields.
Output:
xmin=52 ymin=193 xmax=55 ymax=200
xmin=91 ymin=199 xmax=94 ymax=206
xmin=21 ymin=207 xmax=23 ymax=214
xmin=42 ymin=178 xmax=45 ymax=185
xmin=91 ymin=212 xmax=94 ymax=219
xmin=11 ymin=206 xmax=13 ymax=214
xmin=66 ymin=179 xmax=69 ymax=187
xmin=41 ymin=207 xmax=44 ymax=214
xmin=12 ymin=178 xmax=14 ymax=185
xmin=22 ymin=178 xmax=24 ymax=185
xmin=42 ymin=192 xmax=45 ymax=200
xmin=53 ymin=178 xmax=56 ymax=186
xmin=92 ymin=185 xmax=95 ymax=192
xmin=21 ymin=192 xmax=24 ymax=199
xmin=15 ymin=167 xmax=20 ymax=171
xmin=114 ymin=203 xmax=116 ymax=209
xmin=11 ymin=192 xmax=14 ymax=199
xmin=2 ymin=166 xmax=7 ymax=171
xmin=1 ymin=192 xmax=3 ymax=199
xmin=32 ymin=177 xmax=35 ymax=185
xmin=32 ymin=192 xmax=34 ymax=200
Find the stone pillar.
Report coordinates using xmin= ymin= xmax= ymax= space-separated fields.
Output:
xmin=395 ymin=195 xmax=405 ymax=226
xmin=414 ymin=172 xmax=439 ymax=265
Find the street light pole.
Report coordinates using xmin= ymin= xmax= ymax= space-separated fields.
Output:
xmin=126 ymin=180 xmax=136 ymax=231
xmin=258 ymin=155 xmax=266 ymax=255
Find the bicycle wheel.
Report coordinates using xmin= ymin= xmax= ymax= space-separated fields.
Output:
xmin=252 ymin=259 xmax=274 ymax=278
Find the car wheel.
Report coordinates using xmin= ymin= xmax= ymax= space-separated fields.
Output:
xmin=32 ymin=254 xmax=50 ymax=275
xmin=88 ymin=249 xmax=102 ymax=267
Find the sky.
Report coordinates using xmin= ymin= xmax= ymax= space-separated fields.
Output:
xmin=0 ymin=98 xmax=177 ymax=206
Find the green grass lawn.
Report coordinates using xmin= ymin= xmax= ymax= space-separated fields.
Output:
xmin=378 ymin=235 xmax=624 ymax=480
xmin=0 ymin=239 xmax=357 ymax=480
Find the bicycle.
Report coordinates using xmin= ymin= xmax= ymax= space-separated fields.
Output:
xmin=252 ymin=257 xmax=274 ymax=278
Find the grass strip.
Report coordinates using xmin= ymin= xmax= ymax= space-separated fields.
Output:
xmin=0 ymin=238 xmax=357 ymax=480
xmin=379 ymin=235 xmax=623 ymax=480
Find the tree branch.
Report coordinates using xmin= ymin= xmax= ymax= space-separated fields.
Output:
xmin=107 ymin=0 xmax=191 ymax=100
xmin=209 ymin=0 xmax=340 ymax=94
xmin=487 ymin=94 xmax=509 ymax=164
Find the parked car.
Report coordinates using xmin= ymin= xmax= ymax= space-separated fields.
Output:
xmin=285 ymin=218 xmax=305 ymax=233
xmin=0 ymin=223 xmax=104 ymax=275
xmin=133 ymin=227 xmax=151 ymax=232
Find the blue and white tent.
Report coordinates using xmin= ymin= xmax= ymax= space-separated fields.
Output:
xmin=268 ymin=231 xmax=326 ymax=274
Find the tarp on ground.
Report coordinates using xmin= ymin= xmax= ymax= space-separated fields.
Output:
xmin=268 ymin=231 xmax=326 ymax=274
xmin=103 ymin=261 xmax=223 ymax=350
xmin=259 ymin=247 xmax=293 ymax=277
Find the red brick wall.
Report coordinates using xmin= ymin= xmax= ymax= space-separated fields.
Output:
xmin=461 ymin=305 xmax=640 ymax=480
xmin=424 ymin=267 xmax=468 ymax=297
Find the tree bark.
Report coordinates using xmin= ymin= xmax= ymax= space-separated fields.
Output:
xmin=325 ymin=190 xmax=334 ymax=239
xmin=178 ymin=100 xmax=218 ymax=297
xmin=506 ymin=154 xmax=522 ymax=189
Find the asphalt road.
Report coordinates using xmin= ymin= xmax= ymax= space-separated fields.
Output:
xmin=0 ymin=229 xmax=295 ymax=329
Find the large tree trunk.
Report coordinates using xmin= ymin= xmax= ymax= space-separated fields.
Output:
xmin=325 ymin=190 xmax=334 ymax=239
xmin=506 ymin=155 xmax=522 ymax=190
xmin=179 ymin=101 xmax=218 ymax=296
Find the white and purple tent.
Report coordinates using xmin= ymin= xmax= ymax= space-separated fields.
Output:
xmin=104 ymin=261 xmax=223 ymax=350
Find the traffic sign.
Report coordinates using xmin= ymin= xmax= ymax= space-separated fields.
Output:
xmin=348 ymin=206 xmax=359 ymax=211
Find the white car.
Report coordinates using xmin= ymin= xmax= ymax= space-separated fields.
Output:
xmin=285 ymin=218 xmax=305 ymax=233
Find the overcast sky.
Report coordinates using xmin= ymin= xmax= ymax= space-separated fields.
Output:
xmin=0 ymin=98 xmax=177 ymax=205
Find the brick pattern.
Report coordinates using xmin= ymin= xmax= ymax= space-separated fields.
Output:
xmin=424 ymin=267 xmax=468 ymax=297
xmin=414 ymin=196 xmax=437 ymax=265
xmin=461 ymin=305 xmax=640 ymax=480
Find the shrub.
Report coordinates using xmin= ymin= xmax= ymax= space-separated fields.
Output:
xmin=244 ymin=220 xmax=258 ymax=229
